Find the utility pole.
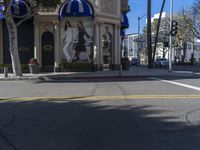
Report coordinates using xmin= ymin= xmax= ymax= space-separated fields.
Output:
xmin=147 ymin=0 xmax=152 ymax=68
xmin=169 ymin=0 xmax=173 ymax=72
xmin=138 ymin=16 xmax=140 ymax=60
xmin=152 ymin=0 xmax=166 ymax=63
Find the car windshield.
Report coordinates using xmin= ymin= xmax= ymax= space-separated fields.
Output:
xmin=161 ymin=58 xmax=167 ymax=61
xmin=156 ymin=58 xmax=167 ymax=61
xmin=132 ymin=58 xmax=138 ymax=61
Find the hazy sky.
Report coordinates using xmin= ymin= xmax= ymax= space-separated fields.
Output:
xmin=126 ymin=0 xmax=195 ymax=34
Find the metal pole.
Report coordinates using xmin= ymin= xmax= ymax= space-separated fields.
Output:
xmin=169 ymin=0 xmax=173 ymax=72
xmin=147 ymin=0 xmax=152 ymax=68
xmin=138 ymin=17 xmax=140 ymax=69
xmin=138 ymin=16 xmax=140 ymax=58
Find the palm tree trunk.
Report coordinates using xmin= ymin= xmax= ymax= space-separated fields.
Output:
xmin=152 ymin=0 xmax=166 ymax=63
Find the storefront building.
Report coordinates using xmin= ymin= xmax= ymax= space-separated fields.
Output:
xmin=0 ymin=0 xmax=129 ymax=71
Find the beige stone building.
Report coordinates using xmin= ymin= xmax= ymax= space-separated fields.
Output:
xmin=0 ymin=0 xmax=129 ymax=71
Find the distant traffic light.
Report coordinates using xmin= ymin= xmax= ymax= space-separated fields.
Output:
xmin=171 ymin=21 xmax=178 ymax=36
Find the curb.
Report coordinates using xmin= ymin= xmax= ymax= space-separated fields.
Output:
xmin=0 ymin=77 xmax=39 ymax=81
xmin=0 ymin=70 xmax=199 ymax=81
xmin=0 ymin=74 xmax=161 ymax=81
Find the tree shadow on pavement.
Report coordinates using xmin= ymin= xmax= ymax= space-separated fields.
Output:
xmin=34 ymin=74 xmax=200 ymax=84
xmin=0 ymin=99 xmax=200 ymax=150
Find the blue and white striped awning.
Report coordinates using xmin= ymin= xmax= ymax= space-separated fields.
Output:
xmin=60 ymin=0 xmax=94 ymax=19
xmin=121 ymin=13 xmax=129 ymax=29
xmin=11 ymin=0 xmax=29 ymax=18
xmin=0 ymin=13 xmax=4 ymax=20
xmin=0 ymin=0 xmax=29 ymax=20
xmin=121 ymin=28 xmax=125 ymax=36
xmin=0 ymin=5 xmax=5 ymax=20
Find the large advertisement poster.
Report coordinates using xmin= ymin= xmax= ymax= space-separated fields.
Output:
xmin=60 ymin=18 xmax=94 ymax=63
xmin=101 ymin=24 xmax=113 ymax=64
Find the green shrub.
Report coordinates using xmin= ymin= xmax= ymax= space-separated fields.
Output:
xmin=0 ymin=64 xmax=29 ymax=73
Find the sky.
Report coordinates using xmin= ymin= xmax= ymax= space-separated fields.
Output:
xmin=127 ymin=0 xmax=196 ymax=34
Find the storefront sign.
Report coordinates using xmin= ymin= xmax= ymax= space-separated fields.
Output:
xmin=19 ymin=47 xmax=29 ymax=51
xmin=43 ymin=44 xmax=53 ymax=51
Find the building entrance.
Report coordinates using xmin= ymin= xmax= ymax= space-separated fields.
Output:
xmin=42 ymin=32 xmax=54 ymax=66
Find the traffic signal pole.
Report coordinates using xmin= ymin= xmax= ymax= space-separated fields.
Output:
xmin=147 ymin=0 xmax=152 ymax=68
xmin=169 ymin=0 xmax=173 ymax=72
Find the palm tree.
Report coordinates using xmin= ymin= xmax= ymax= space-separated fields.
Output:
xmin=152 ymin=0 xmax=166 ymax=64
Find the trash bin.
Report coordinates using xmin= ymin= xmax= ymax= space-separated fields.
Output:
xmin=28 ymin=64 xmax=39 ymax=74
xmin=28 ymin=58 xmax=39 ymax=74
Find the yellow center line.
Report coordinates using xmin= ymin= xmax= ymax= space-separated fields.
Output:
xmin=0 ymin=95 xmax=200 ymax=102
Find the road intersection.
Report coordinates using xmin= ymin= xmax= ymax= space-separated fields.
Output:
xmin=0 ymin=67 xmax=200 ymax=150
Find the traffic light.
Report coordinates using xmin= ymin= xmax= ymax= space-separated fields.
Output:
xmin=171 ymin=21 xmax=178 ymax=36
xmin=164 ymin=42 xmax=169 ymax=47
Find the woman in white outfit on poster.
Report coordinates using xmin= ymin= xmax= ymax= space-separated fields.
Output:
xmin=63 ymin=21 xmax=73 ymax=62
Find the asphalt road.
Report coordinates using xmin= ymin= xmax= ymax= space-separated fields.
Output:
xmin=0 ymin=75 xmax=200 ymax=150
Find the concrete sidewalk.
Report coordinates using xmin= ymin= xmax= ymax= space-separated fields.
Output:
xmin=0 ymin=66 xmax=199 ymax=81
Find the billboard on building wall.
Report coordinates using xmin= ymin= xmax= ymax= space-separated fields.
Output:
xmin=101 ymin=24 xmax=113 ymax=64
xmin=60 ymin=18 xmax=94 ymax=63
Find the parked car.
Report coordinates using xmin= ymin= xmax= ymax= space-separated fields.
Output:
xmin=131 ymin=57 xmax=140 ymax=66
xmin=154 ymin=58 xmax=169 ymax=68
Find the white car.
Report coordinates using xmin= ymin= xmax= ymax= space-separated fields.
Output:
xmin=155 ymin=58 xmax=169 ymax=68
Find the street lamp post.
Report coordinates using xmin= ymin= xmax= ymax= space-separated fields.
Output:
xmin=169 ymin=0 xmax=173 ymax=72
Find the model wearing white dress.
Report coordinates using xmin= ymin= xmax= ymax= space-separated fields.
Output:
xmin=63 ymin=26 xmax=73 ymax=62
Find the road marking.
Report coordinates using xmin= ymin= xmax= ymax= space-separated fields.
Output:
xmin=1 ymin=95 xmax=200 ymax=102
xmin=172 ymin=71 xmax=193 ymax=74
xmin=150 ymin=77 xmax=200 ymax=92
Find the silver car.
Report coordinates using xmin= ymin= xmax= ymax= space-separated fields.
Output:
xmin=155 ymin=58 xmax=169 ymax=68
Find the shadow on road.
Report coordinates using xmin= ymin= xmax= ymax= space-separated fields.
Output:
xmin=0 ymin=99 xmax=200 ymax=150
xmin=35 ymin=74 xmax=200 ymax=84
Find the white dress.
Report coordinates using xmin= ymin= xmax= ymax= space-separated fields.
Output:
xmin=63 ymin=27 xmax=73 ymax=62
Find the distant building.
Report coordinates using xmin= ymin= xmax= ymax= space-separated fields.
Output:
xmin=124 ymin=33 xmax=138 ymax=60
xmin=184 ymin=40 xmax=200 ymax=62
xmin=151 ymin=12 xmax=166 ymax=23
xmin=150 ymin=12 xmax=170 ymax=60
xmin=124 ymin=33 xmax=147 ymax=63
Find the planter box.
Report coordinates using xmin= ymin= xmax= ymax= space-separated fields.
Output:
xmin=28 ymin=64 xmax=39 ymax=74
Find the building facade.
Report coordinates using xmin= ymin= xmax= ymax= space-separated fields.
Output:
xmin=124 ymin=33 xmax=147 ymax=63
xmin=0 ymin=0 xmax=130 ymax=71
xmin=124 ymin=34 xmax=138 ymax=60
xmin=184 ymin=40 xmax=200 ymax=62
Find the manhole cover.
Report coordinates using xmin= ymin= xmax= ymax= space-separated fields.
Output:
xmin=186 ymin=109 xmax=200 ymax=126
